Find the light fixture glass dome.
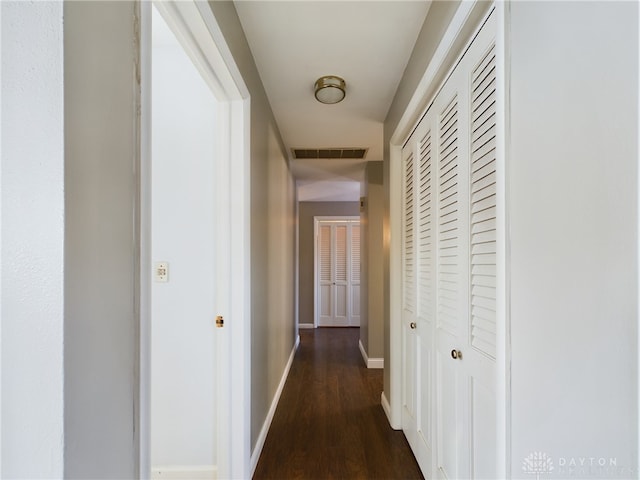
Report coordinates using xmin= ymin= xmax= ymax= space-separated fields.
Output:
xmin=314 ymin=75 xmax=346 ymax=104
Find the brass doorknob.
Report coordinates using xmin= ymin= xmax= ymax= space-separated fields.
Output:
xmin=451 ymin=349 xmax=462 ymax=359
xmin=410 ymin=322 xmax=416 ymax=329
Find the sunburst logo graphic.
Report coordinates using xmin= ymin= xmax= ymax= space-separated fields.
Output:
xmin=522 ymin=451 xmax=554 ymax=479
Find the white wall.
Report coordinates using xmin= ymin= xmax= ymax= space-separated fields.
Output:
xmin=150 ymin=7 xmax=217 ymax=469
xmin=508 ymin=2 xmax=638 ymax=477
xmin=63 ymin=2 xmax=139 ymax=476
xmin=1 ymin=2 xmax=64 ymax=477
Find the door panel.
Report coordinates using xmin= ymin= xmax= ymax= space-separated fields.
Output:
xmin=471 ymin=379 xmax=496 ymax=479
xmin=316 ymin=220 xmax=360 ymax=327
xmin=334 ymin=225 xmax=348 ymax=325
xmin=401 ymin=136 xmax=420 ymax=455
xmin=350 ymin=224 xmax=361 ymax=326
xmin=318 ymin=225 xmax=333 ymax=326
xmin=436 ymin=353 xmax=458 ymax=480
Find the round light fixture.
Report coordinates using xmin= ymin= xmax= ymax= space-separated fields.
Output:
xmin=314 ymin=75 xmax=346 ymax=104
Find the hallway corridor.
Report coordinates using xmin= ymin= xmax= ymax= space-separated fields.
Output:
xmin=253 ymin=328 xmax=423 ymax=480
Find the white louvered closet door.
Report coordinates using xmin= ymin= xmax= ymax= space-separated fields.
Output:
xmin=435 ymin=11 xmax=497 ymax=480
xmin=401 ymin=134 xmax=419 ymax=456
xmin=317 ymin=220 xmax=360 ymax=327
xmin=434 ymin=70 xmax=471 ymax=480
xmin=402 ymin=113 xmax=437 ymax=477
xmin=399 ymin=9 xmax=497 ymax=480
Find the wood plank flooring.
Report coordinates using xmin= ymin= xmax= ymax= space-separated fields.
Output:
xmin=253 ymin=328 xmax=424 ymax=480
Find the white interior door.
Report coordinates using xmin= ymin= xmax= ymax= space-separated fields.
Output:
xmin=150 ymin=6 xmax=217 ymax=476
xmin=142 ymin=3 xmax=251 ymax=479
xmin=400 ymin=9 xmax=497 ymax=480
xmin=316 ymin=218 xmax=360 ymax=327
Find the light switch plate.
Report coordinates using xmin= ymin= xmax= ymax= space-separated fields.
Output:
xmin=154 ymin=262 xmax=169 ymax=282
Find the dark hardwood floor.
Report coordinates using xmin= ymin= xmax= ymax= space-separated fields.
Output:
xmin=253 ymin=328 xmax=424 ymax=480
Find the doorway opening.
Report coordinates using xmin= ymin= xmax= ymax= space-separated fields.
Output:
xmin=139 ymin=2 xmax=251 ymax=478
xmin=149 ymin=6 xmax=217 ymax=477
xmin=314 ymin=216 xmax=361 ymax=328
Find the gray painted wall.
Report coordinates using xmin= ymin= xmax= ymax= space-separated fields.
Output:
xmin=298 ymin=202 xmax=360 ymax=325
xmin=361 ymin=162 xmax=384 ymax=359
xmin=207 ymin=1 xmax=297 ymax=454
xmin=63 ymin=1 xmax=139 ymax=477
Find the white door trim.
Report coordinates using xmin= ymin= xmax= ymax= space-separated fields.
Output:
xmin=387 ymin=1 xmax=509 ymax=476
xmin=139 ymin=2 xmax=251 ymax=479
xmin=313 ymin=216 xmax=360 ymax=328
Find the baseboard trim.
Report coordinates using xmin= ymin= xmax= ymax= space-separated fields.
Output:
xmin=358 ymin=339 xmax=384 ymax=369
xmin=250 ymin=334 xmax=301 ymax=477
xmin=298 ymin=323 xmax=315 ymax=329
xmin=381 ymin=391 xmax=400 ymax=430
xmin=151 ymin=466 xmax=216 ymax=479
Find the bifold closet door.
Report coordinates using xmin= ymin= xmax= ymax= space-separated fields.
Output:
xmin=400 ymin=9 xmax=497 ymax=480
xmin=401 ymin=116 xmax=437 ymax=476
xmin=317 ymin=221 xmax=360 ymax=327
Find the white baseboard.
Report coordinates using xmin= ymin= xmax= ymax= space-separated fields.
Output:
xmin=250 ymin=334 xmax=301 ymax=477
xmin=298 ymin=323 xmax=315 ymax=329
xmin=151 ymin=466 xmax=216 ymax=479
xmin=381 ymin=392 xmax=401 ymax=430
xmin=358 ymin=339 xmax=384 ymax=369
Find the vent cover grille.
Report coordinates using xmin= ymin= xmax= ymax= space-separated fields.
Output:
xmin=292 ymin=148 xmax=368 ymax=159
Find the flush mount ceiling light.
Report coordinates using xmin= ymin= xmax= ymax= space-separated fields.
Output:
xmin=314 ymin=75 xmax=346 ymax=104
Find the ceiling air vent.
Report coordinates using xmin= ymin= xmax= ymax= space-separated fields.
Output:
xmin=292 ymin=148 xmax=368 ymax=160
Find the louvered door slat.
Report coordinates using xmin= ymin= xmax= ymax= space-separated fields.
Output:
xmin=472 ymin=47 xmax=495 ymax=89
xmin=320 ymin=225 xmax=332 ymax=282
xmin=472 ymin=307 xmax=496 ymax=325
xmin=437 ymin=95 xmax=459 ymax=335
xmin=473 ymin=106 xmax=496 ymax=136
xmin=471 ymin=217 xmax=497 ymax=234
xmin=472 ymin=206 xmax=496 ymax=224
xmin=472 ymin=79 xmax=496 ymax=118
xmin=469 ymin=43 xmax=497 ymax=359
xmin=418 ymin=129 xmax=433 ymax=319
xmin=336 ymin=225 xmax=347 ymax=282
xmin=351 ymin=224 xmax=360 ymax=284
xmin=473 ymin=165 xmax=496 ymax=184
xmin=472 ymin=137 xmax=496 ymax=162
xmin=403 ymin=151 xmax=416 ymax=313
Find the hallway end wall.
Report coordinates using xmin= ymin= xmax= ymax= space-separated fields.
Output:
xmin=206 ymin=1 xmax=297 ymax=455
xmin=298 ymin=202 xmax=360 ymax=327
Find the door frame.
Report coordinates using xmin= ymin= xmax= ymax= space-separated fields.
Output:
xmin=387 ymin=1 xmax=510 ymax=478
xmin=139 ymin=2 xmax=251 ymax=479
xmin=313 ymin=216 xmax=360 ymax=328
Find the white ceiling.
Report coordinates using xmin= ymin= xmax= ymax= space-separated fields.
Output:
xmin=234 ymin=0 xmax=432 ymax=201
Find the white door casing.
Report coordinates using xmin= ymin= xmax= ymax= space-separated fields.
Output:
xmin=315 ymin=217 xmax=360 ymax=327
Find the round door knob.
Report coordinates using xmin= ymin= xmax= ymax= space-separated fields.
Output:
xmin=451 ymin=349 xmax=462 ymax=359
xmin=410 ymin=322 xmax=417 ymax=329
